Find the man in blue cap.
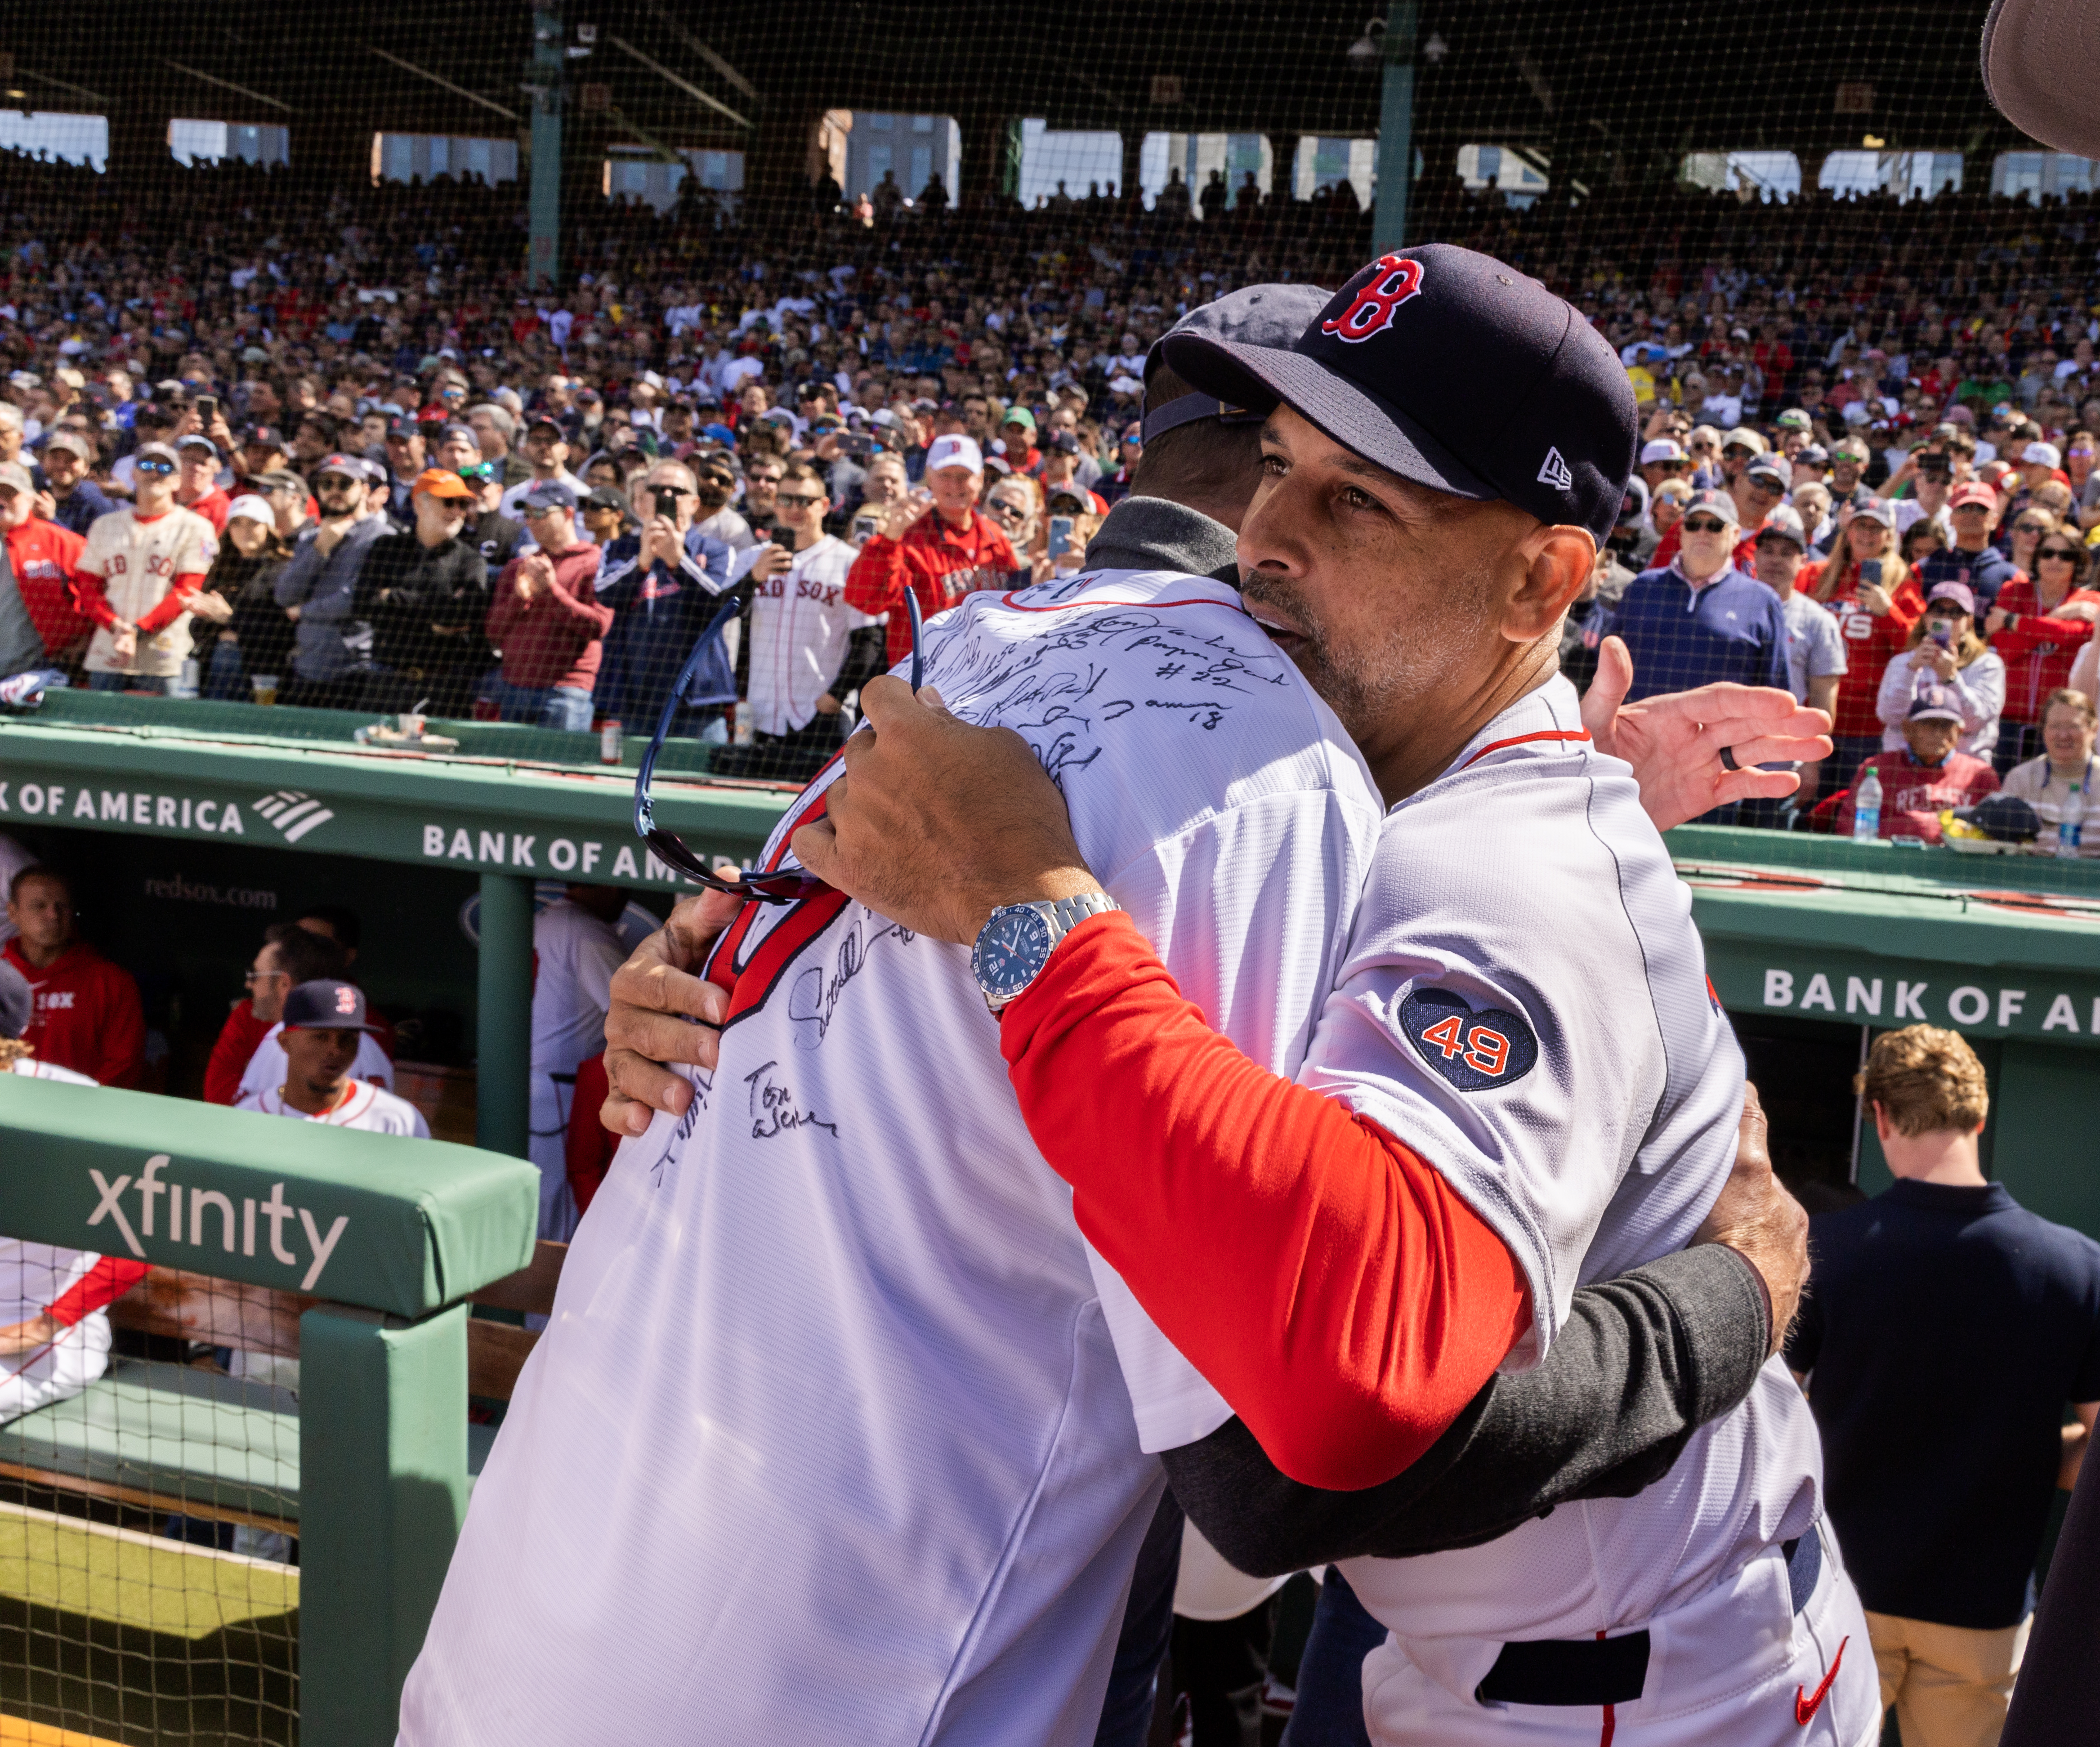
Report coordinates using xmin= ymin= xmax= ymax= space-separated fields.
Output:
xmin=234 ymin=979 xmax=427 ymax=1135
xmin=784 ymin=246 xmax=1875 ymax=1746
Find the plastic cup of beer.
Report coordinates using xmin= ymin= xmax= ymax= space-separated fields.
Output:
xmin=251 ymin=674 xmax=279 ymax=706
xmin=398 ymin=711 xmax=427 ymax=739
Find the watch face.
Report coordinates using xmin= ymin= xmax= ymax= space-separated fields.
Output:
xmin=973 ymin=905 xmax=1054 ymax=1001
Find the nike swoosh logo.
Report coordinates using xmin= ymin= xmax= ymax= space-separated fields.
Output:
xmin=1794 ymin=1635 xmax=1848 ymax=1726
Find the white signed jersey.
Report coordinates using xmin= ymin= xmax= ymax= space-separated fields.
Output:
xmin=237 ymin=1023 xmax=392 ymax=1103
xmin=402 ymin=569 xmax=1385 ymax=1746
xmin=235 ymin=1078 xmax=429 ymax=1137
xmin=1304 ymin=678 xmax=1823 ymax=1648
xmin=744 ymin=534 xmax=880 ymax=734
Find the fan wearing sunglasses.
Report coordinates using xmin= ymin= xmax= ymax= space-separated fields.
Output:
xmin=1987 ymin=522 xmax=2100 ymax=770
xmin=72 ymin=441 xmax=219 ymax=695
xmin=734 ymin=461 xmax=885 ymax=781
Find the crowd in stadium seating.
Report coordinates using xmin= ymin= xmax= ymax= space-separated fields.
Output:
xmin=1 ymin=151 xmax=2100 ymax=827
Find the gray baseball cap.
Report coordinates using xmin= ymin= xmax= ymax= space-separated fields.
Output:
xmin=1141 ymin=283 xmax=1333 ymax=442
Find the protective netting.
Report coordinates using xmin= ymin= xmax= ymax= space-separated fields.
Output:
xmin=2 ymin=1257 xmax=299 ymax=1747
xmin=0 ymin=3 xmax=2088 ymax=1737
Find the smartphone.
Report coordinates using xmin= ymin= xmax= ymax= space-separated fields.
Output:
xmin=195 ymin=395 xmax=217 ymax=424
xmin=653 ymin=487 xmax=679 ymax=519
xmin=836 ymin=432 xmax=875 ymax=459
xmin=1860 ymin=558 xmax=1884 ymax=587
xmin=851 ymin=514 xmax=879 ymax=544
xmin=1049 ymin=514 xmax=1073 ymax=559
xmin=1931 ymin=621 xmax=1954 ymax=648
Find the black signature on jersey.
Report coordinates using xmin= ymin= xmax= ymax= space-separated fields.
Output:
xmin=745 ymin=1060 xmax=839 ymax=1139
xmin=787 ymin=916 xmax=914 ymax=1049
xmin=650 ymin=1067 xmax=713 ymax=1186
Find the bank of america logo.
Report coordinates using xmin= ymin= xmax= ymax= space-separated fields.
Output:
xmin=253 ymin=790 xmax=335 ymax=844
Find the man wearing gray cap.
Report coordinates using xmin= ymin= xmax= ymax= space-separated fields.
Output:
xmin=35 ymin=429 xmax=112 ymax=538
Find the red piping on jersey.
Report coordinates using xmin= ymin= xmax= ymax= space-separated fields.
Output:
xmin=996 ymin=591 xmax=1241 ymax=614
xmin=704 ymin=773 xmax=848 ymax=1023
xmin=1597 ymin=1631 xmax=1616 ymax=1747
xmin=998 ymin=910 xmax=1530 ymax=1492
xmin=1461 ymin=728 xmax=1593 ymax=769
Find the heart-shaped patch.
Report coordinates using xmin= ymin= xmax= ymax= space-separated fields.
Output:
xmin=1399 ymin=987 xmax=1538 ymax=1093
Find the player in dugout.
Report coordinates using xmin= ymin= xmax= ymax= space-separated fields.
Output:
xmin=402 ymin=277 xmax=1817 ymax=1746
xmin=596 ymin=262 xmax=1863 ymax=1747
xmin=0 ymin=960 xmax=147 ymax=1423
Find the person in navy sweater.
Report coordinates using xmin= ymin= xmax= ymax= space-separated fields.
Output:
xmin=592 ymin=459 xmax=736 ymax=741
xmin=1603 ymin=488 xmax=1789 ymax=706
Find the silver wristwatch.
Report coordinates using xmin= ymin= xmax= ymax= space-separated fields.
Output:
xmin=971 ymin=890 xmax=1124 ymax=1014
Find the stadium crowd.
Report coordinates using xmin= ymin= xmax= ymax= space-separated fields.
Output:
xmin=0 ymin=149 xmax=2099 ymax=1747
xmin=0 ymin=154 xmax=2096 ymax=823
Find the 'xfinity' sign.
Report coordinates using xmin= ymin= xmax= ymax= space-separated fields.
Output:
xmin=87 ymin=1153 xmax=348 ymax=1291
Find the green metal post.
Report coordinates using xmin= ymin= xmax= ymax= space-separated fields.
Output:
xmin=476 ymin=871 xmax=534 ymax=1158
xmin=1371 ymin=0 xmax=1418 ymax=256
xmin=528 ymin=5 xmax=565 ymax=288
xmin=298 ymin=1302 xmax=470 ymax=1747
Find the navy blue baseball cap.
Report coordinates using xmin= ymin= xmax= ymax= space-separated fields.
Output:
xmin=1142 ymin=282 xmax=1333 ymax=442
xmin=520 ymin=480 xmax=578 ymax=515
xmin=281 ymin=979 xmax=383 ymax=1034
xmin=1161 ymin=244 xmax=1638 ymax=546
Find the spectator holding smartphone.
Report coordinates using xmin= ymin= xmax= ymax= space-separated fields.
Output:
xmin=1876 ymin=582 xmax=2005 ymax=761
xmin=591 ymin=461 xmax=734 ymax=743
xmin=483 ymin=483 xmax=611 ymax=732
xmin=738 ymin=461 xmax=883 ymax=779
xmin=1803 ymin=498 xmax=1926 ymax=787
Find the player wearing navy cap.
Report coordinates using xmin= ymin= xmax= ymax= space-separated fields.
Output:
xmin=234 ymin=980 xmax=428 ymax=1135
xmin=794 ymin=246 xmax=1874 ymax=1747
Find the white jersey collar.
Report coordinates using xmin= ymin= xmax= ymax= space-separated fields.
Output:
xmin=1440 ymin=675 xmax=1593 ymax=782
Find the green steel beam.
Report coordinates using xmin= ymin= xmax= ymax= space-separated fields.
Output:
xmin=1370 ymin=0 xmax=1417 ymax=256
xmin=0 ymin=1075 xmax=536 ymax=1314
xmin=476 ymin=872 xmax=535 ymax=1160
xmin=299 ymin=1302 xmax=470 ymax=1747
xmin=528 ymin=5 xmax=564 ymax=288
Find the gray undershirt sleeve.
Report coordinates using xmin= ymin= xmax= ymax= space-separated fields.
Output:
xmin=1161 ymin=1244 xmax=1770 ymax=1577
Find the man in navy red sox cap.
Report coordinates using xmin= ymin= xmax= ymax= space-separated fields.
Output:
xmin=790 ymin=244 xmax=1869 ymax=1747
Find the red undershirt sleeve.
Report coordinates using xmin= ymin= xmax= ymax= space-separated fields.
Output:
xmin=135 ymin=573 xmax=208 ymax=634
xmin=45 ymin=1257 xmax=150 ymax=1327
xmin=999 ymin=910 xmax=1531 ymax=1491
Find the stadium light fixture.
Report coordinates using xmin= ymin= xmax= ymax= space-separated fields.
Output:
xmin=1348 ymin=18 xmax=1387 ymax=70
xmin=1423 ymin=33 xmax=1449 ymax=65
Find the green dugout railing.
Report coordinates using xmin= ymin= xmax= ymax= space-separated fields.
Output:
xmin=0 ymin=697 xmax=795 ymax=1159
xmin=0 ymin=1074 xmax=538 ymax=1746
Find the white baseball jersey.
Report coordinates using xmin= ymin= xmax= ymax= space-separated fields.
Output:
xmin=1292 ymin=679 xmax=1831 ymax=1723
xmin=744 ymin=535 xmax=879 ymax=735
xmin=4 ymin=1056 xmax=116 ymax=1423
xmin=237 ymin=1023 xmax=393 ymax=1103
xmin=527 ymin=899 xmax=625 ymax=1239
xmin=76 ymin=505 xmax=217 ymax=677
xmin=235 ymin=1078 xmax=429 ymax=1137
xmin=401 ymin=568 xmax=1385 ymax=1746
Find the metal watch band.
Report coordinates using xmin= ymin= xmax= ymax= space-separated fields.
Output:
xmin=984 ymin=890 xmax=1122 ymax=1013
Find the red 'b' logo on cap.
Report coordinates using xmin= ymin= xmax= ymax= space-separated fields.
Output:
xmin=1321 ymin=255 xmax=1426 ymax=344
xmin=335 ymin=985 xmax=357 ymax=1015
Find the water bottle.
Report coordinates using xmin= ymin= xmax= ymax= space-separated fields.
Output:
xmin=1852 ymin=766 xmax=1882 ymax=840
xmin=2058 ymin=783 xmax=2085 ymax=858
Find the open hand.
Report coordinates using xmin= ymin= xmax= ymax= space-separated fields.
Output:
xmin=1582 ymin=637 xmax=1833 ymax=829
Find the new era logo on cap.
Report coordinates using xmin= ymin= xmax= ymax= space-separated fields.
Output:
xmin=1537 ymin=447 xmax=1574 ymax=491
